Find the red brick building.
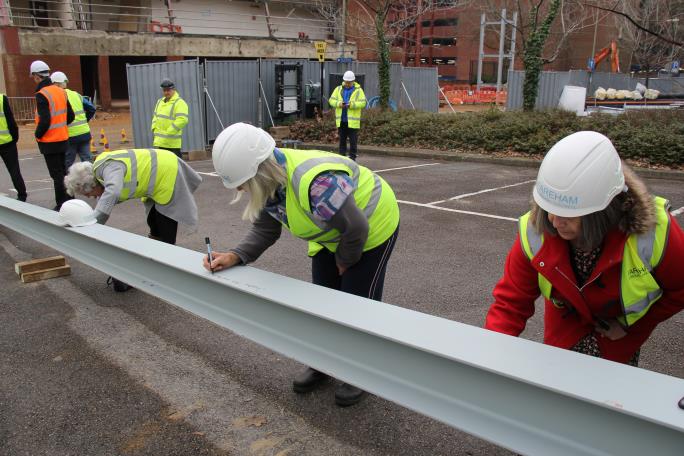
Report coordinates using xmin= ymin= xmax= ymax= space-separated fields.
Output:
xmin=347 ymin=2 xmax=620 ymax=84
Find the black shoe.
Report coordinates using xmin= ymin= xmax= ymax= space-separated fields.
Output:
xmin=53 ymin=205 xmax=61 ymax=211
xmin=334 ymin=383 xmax=365 ymax=407
xmin=292 ymin=368 xmax=329 ymax=393
xmin=17 ymin=195 xmax=27 ymax=202
xmin=107 ymin=276 xmax=133 ymax=292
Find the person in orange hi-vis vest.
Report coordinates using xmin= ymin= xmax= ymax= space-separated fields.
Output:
xmin=30 ymin=60 xmax=75 ymax=210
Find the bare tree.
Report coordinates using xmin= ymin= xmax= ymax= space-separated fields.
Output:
xmin=312 ymin=0 xmax=344 ymax=41
xmin=596 ymin=0 xmax=684 ymax=80
xmin=345 ymin=0 xmax=471 ymax=108
xmin=482 ymin=1 xmax=598 ymax=109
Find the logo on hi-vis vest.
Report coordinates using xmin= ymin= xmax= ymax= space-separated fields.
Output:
xmin=537 ymin=184 xmax=579 ymax=209
xmin=628 ymin=265 xmax=649 ymax=278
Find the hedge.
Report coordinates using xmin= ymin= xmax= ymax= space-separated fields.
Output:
xmin=288 ymin=109 xmax=684 ymax=168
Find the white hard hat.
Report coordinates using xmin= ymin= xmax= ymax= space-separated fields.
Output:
xmin=51 ymin=71 xmax=68 ymax=83
xmin=59 ymin=199 xmax=97 ymax=227
xmin=343 ymin=71 xmax=355 ymax=82
xmin=533 ymin=131 xmax=626 ymax=218
xmin=212 ymin=123 xmax=275 ymax=189
xmin=30 ymin=60 xmax=50 ymax=75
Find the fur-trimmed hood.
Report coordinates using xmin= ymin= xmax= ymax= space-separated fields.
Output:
xmin=618 ymin=164 xmax=655 ymax=235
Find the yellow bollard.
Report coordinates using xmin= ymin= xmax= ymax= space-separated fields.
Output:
xmin=99 ymin=128 xmax=106 ymax=145
xmin=103 ymin=138 xmax=110 ymax=152
xmin=120 ymin=129 xmax=129 ymax=144
xmin=90 ymin=138 xmax=98 ymax=154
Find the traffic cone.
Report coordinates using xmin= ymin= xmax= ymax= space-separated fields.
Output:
xmin=120 ymin=129 xmax=129 ymax=144
xmin=90 ymin=138 xmax=98 ymax=155
xmin=99 ymin=128 xmax=106 ymax=145
xmin=103 ymin=138 xmax=111 ymax=152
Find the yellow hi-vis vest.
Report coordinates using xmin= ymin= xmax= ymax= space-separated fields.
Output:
xmin=93 ymin=148 xmax=179 ymax=205
xmin=0 ymin=94 xmax=12 ymax=145
xmin=279 ymin=148 xmax=400 ymax=256
xmin=328 ymin=82 xmax=366 ymax=129
xmin=152 ymin=92 xmax=189 ymax=149
xmin=518 ymin=196 xmax=671 ymax=327
xmin=65 ymin=89 xmax=90 ymax=137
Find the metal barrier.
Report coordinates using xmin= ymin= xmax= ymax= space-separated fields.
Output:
xmin=1 ymin=195 xmax=683 ymax=455
xmin=7 ymin=97 xmax=37 ymax=122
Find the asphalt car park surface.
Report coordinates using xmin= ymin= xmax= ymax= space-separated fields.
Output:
xmin=1 ymin=151 xmax=682 ymax=455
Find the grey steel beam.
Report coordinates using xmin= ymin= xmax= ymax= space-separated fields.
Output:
xmin=1 ymin=196 xmax=683 ymax=456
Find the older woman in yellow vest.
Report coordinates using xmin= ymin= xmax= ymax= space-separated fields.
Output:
xmin=486 ymin=132 xmax=684 ymax=365
xmin=204 ymin=123 xmax=400 ymax=407
xmin=64 ymin=148 xmax=202 ymax=291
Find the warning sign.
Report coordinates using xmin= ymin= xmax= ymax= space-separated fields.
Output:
xmin=314 ymin=41 xmax=327 ymax=62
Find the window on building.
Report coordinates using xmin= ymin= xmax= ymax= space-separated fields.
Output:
xmin=421 ymin=17 xmax=458 ymax=28
xmin=432 ymin=57 xmax=458 ymax=65
xmin=421 ymin=37 xmax=455 ymax=46
xmin=433 ymin=18 xmax=458 ymax=27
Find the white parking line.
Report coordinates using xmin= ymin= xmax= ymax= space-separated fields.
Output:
xmin=428 ymin=179 xmax=535 ymax=205
xmin=671 ymin=206 xmax=684 ymax=216
xmin=19 ymin=157 xmax=35 ymax=161
xmin=24 ymin=178 xmax=52 ymax=184
xmin=397 ymin=200 xmax=517 ymax=222
xmin=373 ymin=163 xmax=440 ymax=173
xmin=197 ymin=171 xmax=218 ymax=177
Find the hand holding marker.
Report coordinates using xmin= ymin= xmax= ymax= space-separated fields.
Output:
xmin=205 ymin=237 xmax=214 ymax=274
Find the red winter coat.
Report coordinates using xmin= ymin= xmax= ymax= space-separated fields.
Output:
xmin=485 ymin=195 xmax=684 ymax=364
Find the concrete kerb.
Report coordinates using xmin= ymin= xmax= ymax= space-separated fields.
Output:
xmin=301 ymin=142 xmax=684 ymax=182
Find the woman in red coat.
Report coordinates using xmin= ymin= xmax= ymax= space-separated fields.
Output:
xmin=485 ymin=131 xmax=684 ymax=365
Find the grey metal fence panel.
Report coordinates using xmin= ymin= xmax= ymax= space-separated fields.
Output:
xmin=204 ymin=61 xmax=259 ymax=142
xmin=588 ymin=72 xmax=634 ymax=93
xmin=259 ymin=59 xmax=277 ymax=128
xmin=400 ymin=67 xmax=439 ymax=112
xmin=536 ymin=71 xmax=572 ymax=110
xmin=505 ymin=69 xmax=684 ymax=111
xmin=506 ymin=70 xmax=524 ymax=111
xmin=322 ymin=61 xmax=348 ymax=99
xmin=568 ymin=70 xmax=590 ymax=87
xmin=391 ymin=63 xmax=403 ymax=108
xmin=126 ymin=59 xmax=204 ymax=152
xmin=588 ymin=73 xmax=684 ymax=95
xmin=354 ymin=62 xmax=379 ymax=100
xmin=506 ymin=70 xmax=584 ymax=110
xmin=648 ymin=77 xmax=684 ymax=94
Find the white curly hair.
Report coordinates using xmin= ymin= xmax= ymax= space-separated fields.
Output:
xmin=64 ymin=162 xmax=99 ymax=196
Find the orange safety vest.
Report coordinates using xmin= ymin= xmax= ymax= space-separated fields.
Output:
xmin=35 ymin=85 xmax=69 ymax=143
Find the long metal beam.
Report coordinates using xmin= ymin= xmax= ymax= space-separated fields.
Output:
xmin=1 ymin=196 xmax=683 ymax=456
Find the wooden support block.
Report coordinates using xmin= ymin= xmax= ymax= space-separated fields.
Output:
xmin=186 ymin=150 xmax=207 ymax=161
xmin=20 ymin=265 xmax=71 ymax=283
xmin=269 ymin=126 xmax=291 ymax=140
xmin=15 ymin=256 xmax=66 ymax=275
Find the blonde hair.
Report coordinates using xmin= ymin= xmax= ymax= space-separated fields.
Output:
xmin=64 ymin=162 xmax=99 ymax=196
xmin=232 ymin=155 xmax=287 ymax=222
